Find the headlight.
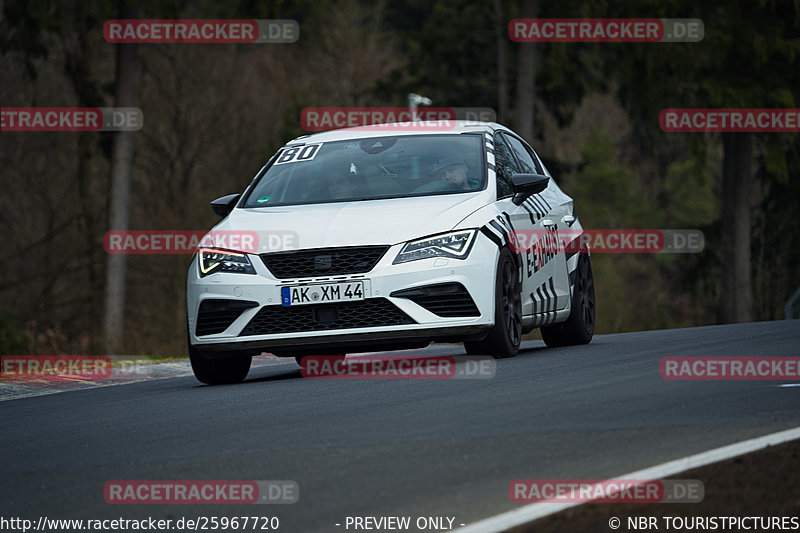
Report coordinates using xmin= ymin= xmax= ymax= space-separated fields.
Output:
xmin=393 ymin=230 xmax=477 ymax=264
xmin=198 ymin=249 xmax=256 ymax=277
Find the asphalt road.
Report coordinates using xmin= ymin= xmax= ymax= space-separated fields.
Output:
xmin=1 ymin=320 xmax=799 ymax=532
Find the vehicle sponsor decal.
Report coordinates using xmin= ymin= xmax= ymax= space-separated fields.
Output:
xmin=273 ymin=143 xmax=323 ymax=165
xmin=524 ymin=224 xmax=559 ymax=277
xmin=529 ymin=277 xmax=558 ymax=326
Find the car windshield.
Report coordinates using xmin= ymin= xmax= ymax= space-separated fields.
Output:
xmin=242 ymin=134 xmax=484 ymax=207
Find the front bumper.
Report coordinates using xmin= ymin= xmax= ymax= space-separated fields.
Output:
xmin=186 ymin=235 xmax=499 ymax=356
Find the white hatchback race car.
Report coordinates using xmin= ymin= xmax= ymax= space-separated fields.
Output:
xmin=186 ymin=121 xmax=595 ymax=384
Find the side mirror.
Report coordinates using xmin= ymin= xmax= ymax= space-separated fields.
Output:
xmin=210 ymin=193 xmax=241 ymax=218
xmin=511 ymin=173 xmax=549 ymax=205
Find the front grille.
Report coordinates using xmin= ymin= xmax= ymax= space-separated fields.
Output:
xmin=239 ymin=298 xmax=415 ymax=336
xmin=260 ymin=246 xmax=389 ymax=279
xmin=196 ymin=299 xmax=259 ymax=336
xmin=390 ymin=283 xmax=480 ymax=317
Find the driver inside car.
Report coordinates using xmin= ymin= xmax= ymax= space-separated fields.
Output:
xmin=430 ymin=155 xmax=477 ymax=190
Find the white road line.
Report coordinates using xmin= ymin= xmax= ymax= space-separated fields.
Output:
xmin=454 ymin=426 xmax=800 ymax=533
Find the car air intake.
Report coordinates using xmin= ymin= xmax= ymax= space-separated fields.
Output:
xmin=390 ymin=283 xmax=480 ymax=317
xmin=239 ymin=298 xmax=415 ymax=336
xmin=196 ymin=299 xmax=259 ymax=336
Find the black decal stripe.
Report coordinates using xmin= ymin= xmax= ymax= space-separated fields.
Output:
xmin=548 ymin=277 xmax=556 ymax=322
xmin=541 ymin=280 xmax=551 ymax=324
xmin=520 ymin=202 xmax=537 ymax=224
xmin=489 ymin=219 xmax=509 ymax=245
xmin=496 ymin=215 xmax=512 ymax=235
xmin=480 ymin=226 xmax=503 ymax=249
xmin=536 ymin=286 xmax=544 ymax=319
xmin=502 ymin=212 xmax=515 ymax=234
xmin=524 ymin=198 xmax=542 ymax=219
xmin=530 ymin=197 xmax=545 ymax=219
xmin=564 ymin=234 xmax=582 ymax=259
xmin=531 ymin=196 xmax=548 ymax=217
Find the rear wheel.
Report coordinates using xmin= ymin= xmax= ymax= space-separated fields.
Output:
xmin=464 ymin=248 xmax=521 ymax=358
xmin=541 ymin=253 xmax=595 ymax=347
xmin=188 ymin=337 xmax=251 ymax=385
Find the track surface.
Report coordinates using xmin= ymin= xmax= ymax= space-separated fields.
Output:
xmin=1 ymin=321 xmax=799 ymax=532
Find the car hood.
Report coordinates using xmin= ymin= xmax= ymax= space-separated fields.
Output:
xmin=212 ymin=193 xmax=491 ymax=253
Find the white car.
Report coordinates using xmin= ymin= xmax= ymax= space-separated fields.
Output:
xmin=186 ymin=121 xmax=595 ymax=384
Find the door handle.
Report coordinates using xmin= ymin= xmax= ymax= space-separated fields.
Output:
xmin=542 ymin=219 xmax=555 ymax=228
xmin=562 ymin=215 xmax=575 ymax=226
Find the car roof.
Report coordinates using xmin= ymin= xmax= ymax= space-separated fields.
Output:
xmin=285 ymin=121 xmax=505 ymax=145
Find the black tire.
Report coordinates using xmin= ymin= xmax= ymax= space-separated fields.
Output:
xmin=541 ymin=253 xmax=595 ymax=347
xmin=464 ymin=248 xmax=522 ymax=358
xmin=188 ymin=339 xmax=251 ymax=385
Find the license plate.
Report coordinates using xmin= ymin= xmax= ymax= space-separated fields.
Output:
xmin=281 ymin=281 xmax=365 ymax=306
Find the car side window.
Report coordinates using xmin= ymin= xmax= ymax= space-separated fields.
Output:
xmin=502 ymin=133 xmax=543 ymax=175
xmin=493 ymin=134 xmax=519 ymax=199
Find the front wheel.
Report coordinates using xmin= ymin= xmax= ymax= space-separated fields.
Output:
xmin=464 ymin=248 xmax=522 ymax=358
xmin=541 ymin=253 xmax=595 ymax=347
xmin=188 ymin=340 xmax=251 ymax=385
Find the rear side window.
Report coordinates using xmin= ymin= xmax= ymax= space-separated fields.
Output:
xmin=493 ymin=134 xmax=519 ymax=199
xmin=501 ymin=133 xmax=543 ymax=175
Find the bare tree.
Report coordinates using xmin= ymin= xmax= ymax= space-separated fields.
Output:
xmin=103 ymin=2 xmax=139 ymax=352
xmin=494 ymin=0 xmax=509 ymax=123
xmin=514 ymin=0 xmax=537 ymax=139
xmin=719 ymin=132 xmax=753 ymax=323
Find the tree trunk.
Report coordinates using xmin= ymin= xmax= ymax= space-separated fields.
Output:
xmin=718 ymin=132 xmax=753 ymax=323
xmin=103 ymin=3 xmax=139 ymax=353
xmin=514 ymin=0 xmax=537 ymax=139
xmin=494 ymin=0 xmax=508 ymax=124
